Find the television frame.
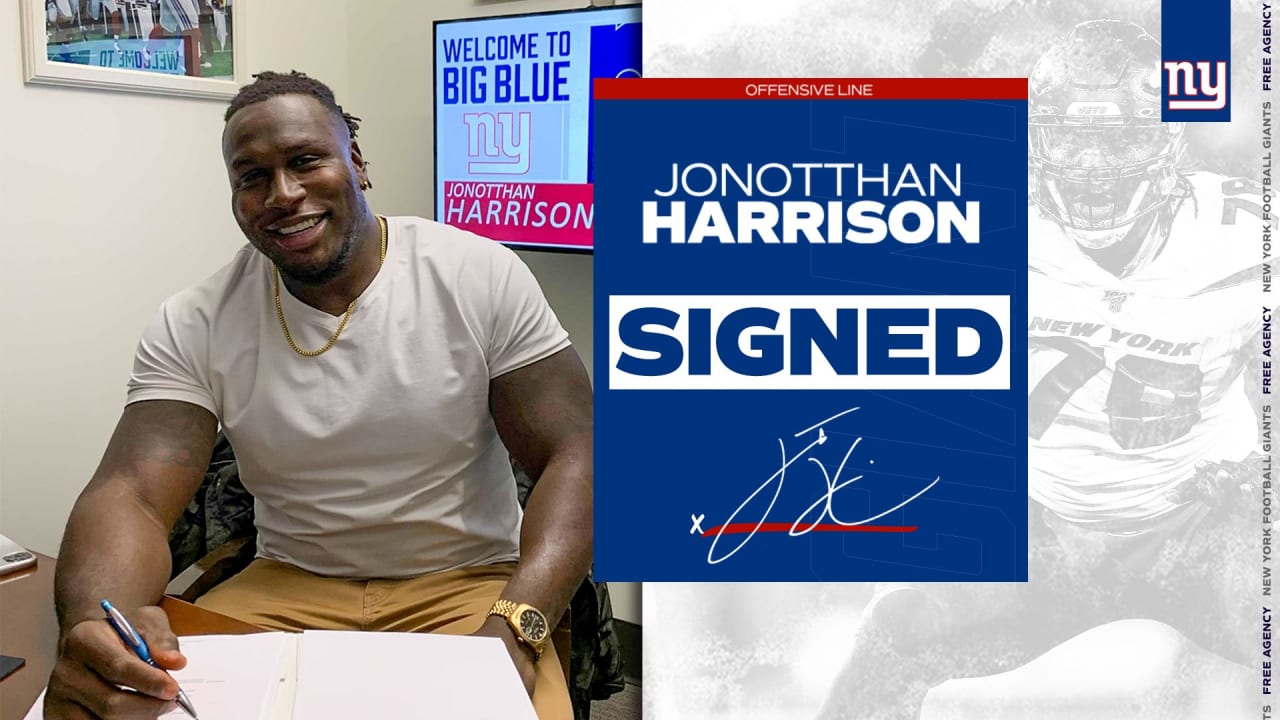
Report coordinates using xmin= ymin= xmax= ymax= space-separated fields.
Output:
xmin=431 ymin=4 xmax=641 ymax=255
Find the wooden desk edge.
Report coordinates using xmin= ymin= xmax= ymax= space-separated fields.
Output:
xmin=159 ymin=595 xmax=266 ymax=636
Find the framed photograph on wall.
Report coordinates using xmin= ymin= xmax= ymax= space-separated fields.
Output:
xmin=20 ymin=0 xmax=244 ymax=99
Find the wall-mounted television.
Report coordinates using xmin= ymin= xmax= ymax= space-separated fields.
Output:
xmin=433 ymin=6 xmax=641 ymax=254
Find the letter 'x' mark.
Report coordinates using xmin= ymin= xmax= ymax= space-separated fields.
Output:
xmin=690 ymin=514 xmax=705 ymax=535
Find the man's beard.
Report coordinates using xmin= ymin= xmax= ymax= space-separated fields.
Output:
xmin=276 ymin=225 xmax=359 ymax=286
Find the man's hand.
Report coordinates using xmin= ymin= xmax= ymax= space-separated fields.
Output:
xmin=1167 ymin=453 xmax=1261 ymax=516
xmin=44 ymin=606 xmax=186 ymax=719
xmin=471 ymin=615 xmax=537 ymax=697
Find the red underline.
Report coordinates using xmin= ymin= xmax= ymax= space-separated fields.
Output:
xmin=703 ymin=523 xmax=917 ymax=535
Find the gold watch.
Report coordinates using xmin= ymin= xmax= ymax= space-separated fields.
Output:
xmin=488 ymin=599 xmax=549 ymax=660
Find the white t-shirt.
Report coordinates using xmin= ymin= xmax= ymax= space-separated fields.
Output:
xmin=126 ymin=217 xmax=571 ymax=578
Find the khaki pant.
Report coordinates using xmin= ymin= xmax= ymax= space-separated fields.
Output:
xmin=196 ymin=558 xmax=572 ymax=720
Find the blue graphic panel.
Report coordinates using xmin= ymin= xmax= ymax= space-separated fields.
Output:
xmin=588 ymin=22 xmax=641 ymax=183
xmin=594 ymin=92 xmax=1029 ymax=581
xmin=1161 ymin=0 xmax=1231 ymax=122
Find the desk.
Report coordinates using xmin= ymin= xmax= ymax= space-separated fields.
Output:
xmin=0 ymin=555 xmax=568 ymax=717
xmin=0 ymin=554 xmax=261 ymax=719
xmin=0 ymin=552 xmax=57 ymax=720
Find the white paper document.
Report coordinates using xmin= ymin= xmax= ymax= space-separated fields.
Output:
xmin=24 ymin=632 xmax=292 ymax=720
xmin=23 ymin=630 xmax=536 ymax=720
xmin=291 ymin=631 xmax=537 ymax=719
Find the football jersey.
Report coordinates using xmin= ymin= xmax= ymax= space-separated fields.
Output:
xmin=1028 ymin=173 xmax=1262 ymax=529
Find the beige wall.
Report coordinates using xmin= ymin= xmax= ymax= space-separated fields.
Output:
xmin=0 ymin=1 xmax=345 ymax=551
xmin=0 ymin=0 xmax=639 ymax=624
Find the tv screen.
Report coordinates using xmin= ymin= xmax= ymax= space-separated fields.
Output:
xmin=433 ymin=6 xmax=641 ymax=253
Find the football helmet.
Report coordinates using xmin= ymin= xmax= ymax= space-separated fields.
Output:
xmin=1029 ymin=20 xmax=1185 ymax=250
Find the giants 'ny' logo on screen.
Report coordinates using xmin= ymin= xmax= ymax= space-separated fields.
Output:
xmin=1162 ymin=61 xmax=1228 ymax=111
xmin=463 ymin=112 xmax=531 ymax=175
xmin=1161 ymin=0 xmax=1231 ymax=122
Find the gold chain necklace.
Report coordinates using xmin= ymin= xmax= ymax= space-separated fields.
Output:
xmin=273 ymin=215 xmax=387 ymax=357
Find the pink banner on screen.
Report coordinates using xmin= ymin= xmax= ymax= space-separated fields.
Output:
xmin=441 ymin=181 xmax=594 ymax=249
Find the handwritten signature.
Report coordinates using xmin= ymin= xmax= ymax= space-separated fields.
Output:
xmin=703 ymin=406 xmax=940 ymax=565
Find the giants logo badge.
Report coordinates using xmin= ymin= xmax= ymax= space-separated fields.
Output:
xmin=1163 ymin=61 xmax=1228 ymax=111
xmin=1161 ymin=0 xmax=1231 ymax=121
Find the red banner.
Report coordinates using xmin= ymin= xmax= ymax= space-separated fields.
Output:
xmin=593 ymin=77 xmax=1027 ymax=100
xmin=441 ymin=181 xmax=594 ymax=250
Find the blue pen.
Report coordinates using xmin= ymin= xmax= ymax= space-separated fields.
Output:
xmin=100 ymin=599 xmax=198 ymax=719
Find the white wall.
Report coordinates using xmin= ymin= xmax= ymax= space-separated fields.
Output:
xmin=344 ymin=0 xmax=640 ymax=625
xmin=0 ymin=1 xmax=348 ymax=552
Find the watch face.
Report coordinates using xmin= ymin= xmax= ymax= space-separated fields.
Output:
xmin=519 ymin=608 xmax=548 ymax=641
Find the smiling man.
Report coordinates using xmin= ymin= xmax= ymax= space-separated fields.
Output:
xmin=43 ymin=71 xmax=591 ymax=720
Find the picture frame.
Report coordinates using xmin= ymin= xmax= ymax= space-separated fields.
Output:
xmin=20 ymin=0 xmax=244 ymax=100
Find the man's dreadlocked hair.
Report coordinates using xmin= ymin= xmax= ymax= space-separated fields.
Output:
xmin=225 ymin=70 xmax=370 ymax=186
xmin=226 ymin=70 xmax=363 ymax=140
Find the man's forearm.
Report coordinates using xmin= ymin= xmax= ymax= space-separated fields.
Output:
xmin=487 ymin=347 xmax=595 ymax=625
xmin=54 ymin=481 xmax=177 ymax=632
xmin=502 ymin=450 xmax=593 ymax=624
